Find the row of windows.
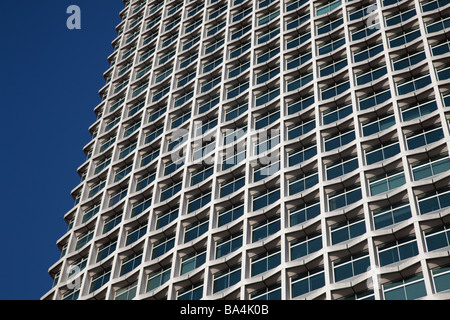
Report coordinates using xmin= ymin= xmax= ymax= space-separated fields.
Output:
xmin=104 ymin=0 xmax=449 ymax=110
xmin=106 ymin=24 xmax=447 ymax=105
xmin=97 ymin=72 xmax=450 ymax=147
xmin=61 ymin=265 xmax=450 ymax=300
xmin=90 ymin=82 xmax=449 ymax=169
xmin=120 ymin=0 xmax=448 ymax=44
xmin=98 ymin=32 xmax=448 ymax=147
xmin=59 ymin=244 xmax=450 ymax=300
xmin=82 ymin=101 xmax=449 ymax=198
xmin=117 ymin=0 xmax=446 ymax=60
xmin=81 ymin=145 xmax=450 ymax=217
xmin=66 ymin=172 xmax=450 ymax=273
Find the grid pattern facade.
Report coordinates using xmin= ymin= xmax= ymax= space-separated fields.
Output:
xmin=43 ymin=0 xmax=450 ymax=300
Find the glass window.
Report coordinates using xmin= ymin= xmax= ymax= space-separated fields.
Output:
xmin=156 ymin=208 xmax=178 ymax=229
xmin=250 ymin=283 xmax=282 ymax=300
xmin=251 ymin=248 xmax=281 ymax=276
xmin=361 ymin=113 xmax=395 ymax=137
xmin=324 ymin=128 xmax=355 ymax=151
xmin=147 ymin=266 xmax=171 ymax=292
xmin=333 ymin=251 xmax=371 ymax=282
xmin=401 ymin=99 xmax=437 ymax=122
xmin=353 ymin=41 xmax=384 ymax=63
xmin=287 ymin=72 xmax=313 ymax=92
xmin=411 ymin=154 xmax=450 ymax=181
xmin=328 ymin=185 xmax=362 ymax=210
xmin=321 ymin=78 xmax=350 ymax=100
xmin=258 ymin=10 xmax=279 ymax=26
xmin=213 ymin=264 xmax=241 ymax=293
xmin=180 ymin=249 xmax=206 ymax=275
xmin=220 ymin=174 xmax=245 ymax=198
xmin=405 ymin=125 xmax=444 ymax=150
xmin=184 ymin=218 xmax=209 ymax=243
xmin=326 ymin=155 xmax=358 ymax=180
xmin=289 ymin=200 xmax=320 ymax=227
xmin=227 ymin=81 xmax=249 ymax=100
xmin=288 ymin=143 xmax=316 ymax=166
xmin=253 ymin=185 xmax=280 ymax=211
xmin=290 ymin=232 xmax=322 ymax=260
xmin=316 ymin=0 xmax=341 ymax=16
xmin=177 ymin=282 xmax=203 ymax=300
xmin=97 ymin=240 xmax=117 ymax=262
xmin=291 ymin=267 xmax=325 ymax=298
xmin=63 ymin=288 xmax=80 ymax=300
xmin=76 ymin=229 xmax=94 ymax=250
xmin=152 ymin=234 xmax=175 ymax=259
xmin=252 ymin=216 xmax=281 ymax=242
xmin=256 ymin=66 xmax=280 ymax=84
xmin=253 ymin=159 xmax=280 ymax=182
xmin=396 ymin=73 xmax=431 ymax=95
xmin=109 ymin=187 xmax=128 ymax=207
xmin=255 ymin=86 xmax=279 ymax=106
xmin=377 ymin=237 xmax=418 ymax=266
xmin=358 ymin=87 xmax=391 ymax=110
xmin=425 ymin=16 xmax=450 ymax=34
xmin=365 ymin=140 xmax=400 ymax=165
xmin=369 ymin=169 xmax=405 ymax=196
xmin=383 ymin=274 xmax=427 ymax=300
xmin=288 ymin=170 xmax=319 ymax=195
xmin=89 ymin=267 xmax=111 ymax=293
xmin=287 ymin=94 xmax=314 ymax=115
xmin=216 ymin=232 xmax=243 ymax=259
xmin=417 ymin=187 xmax=450 ymax=215
xmin=318 ymin=36 xmax=345 ymax=56
xmin=103 ymin=212 xmax=122 ymax=233
xmin=187 ymin=191 xmax=211 ymax=213
xmin=82 ymin=203 xmax=101 ymax=224
xmin=257 ymin=27 xmax=280 ymax=44
xmin=392 ymin=50 xmax=425 ymax=71
xmin=232 ymin=7 xmax=252 ymax=23
xmin=317 ymin=16 xmax=343 ymax=35
xmin=217 ymin=202 xmax=244 ymax=227
xmin=330 ymin=216 xmax=366 ymax=244
xmin=286 ymin=0 xmax=308 ymax=11
xmin=424 ymin=224 xmax=450 ymax=251
xmin=160 ymin=179 xmax=183 ymax=201
xmin=120 ymin=251 xmax=142 ymax=276
xmin=287 ymin=51 xmax=312 ymax=70
xmin=319 ymin=57 xmax=347 ymax=77
xmin=388 ymin=28 xmax=421 ymax=48
xmin=125 ymin=223 xmax=147 ymax=246
xmin=372 ymin=202 xmax=411 ymax=229
xmin=287 ymin=32 xmax=311 ymax=50
xmin=432 ymin=266 xmax=450 ymax=293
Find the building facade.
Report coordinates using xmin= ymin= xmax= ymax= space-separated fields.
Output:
xmin=43 ymin=0 xmax=450 ymax=300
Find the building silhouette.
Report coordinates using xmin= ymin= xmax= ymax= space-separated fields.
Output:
xmin=43 ymin=0 xmax=450 ymax=300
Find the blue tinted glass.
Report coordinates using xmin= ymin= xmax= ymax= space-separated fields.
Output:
xmin=419 ymin=196 xmax=440 ymax=214
xmin=335 ymin=262 xmax=353 ymax=282
xmin=405 ymin=280 xmax=427 ymax=300
xmin=292 ymin=278 xmax=308 ymax=297
xmin=291 ymin=242 xmax=307 ymax=260
xmin=426 ymin=231 xmax=448 ymax=251
xmin=434 ymin=269 xmax=450 ymax=292
xmin=379 ymin=247 xmax=400 ymax=266
xmin=398 ymin=241 xmax=418 ymax=260
xmin=310 ymin=272 xmax=325 ymax=291
xmin=384 ymin=286 xmax=406 ymax=300
xmin=332 ymin=227 xmax=349 ymax=244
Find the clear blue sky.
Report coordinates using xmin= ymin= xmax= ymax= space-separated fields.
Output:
xmin=0 ymin=0 xmax=123 ymax=300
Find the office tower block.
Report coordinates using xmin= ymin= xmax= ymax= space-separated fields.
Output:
xmin=43 ymin=0 xmax=450 ymax=300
